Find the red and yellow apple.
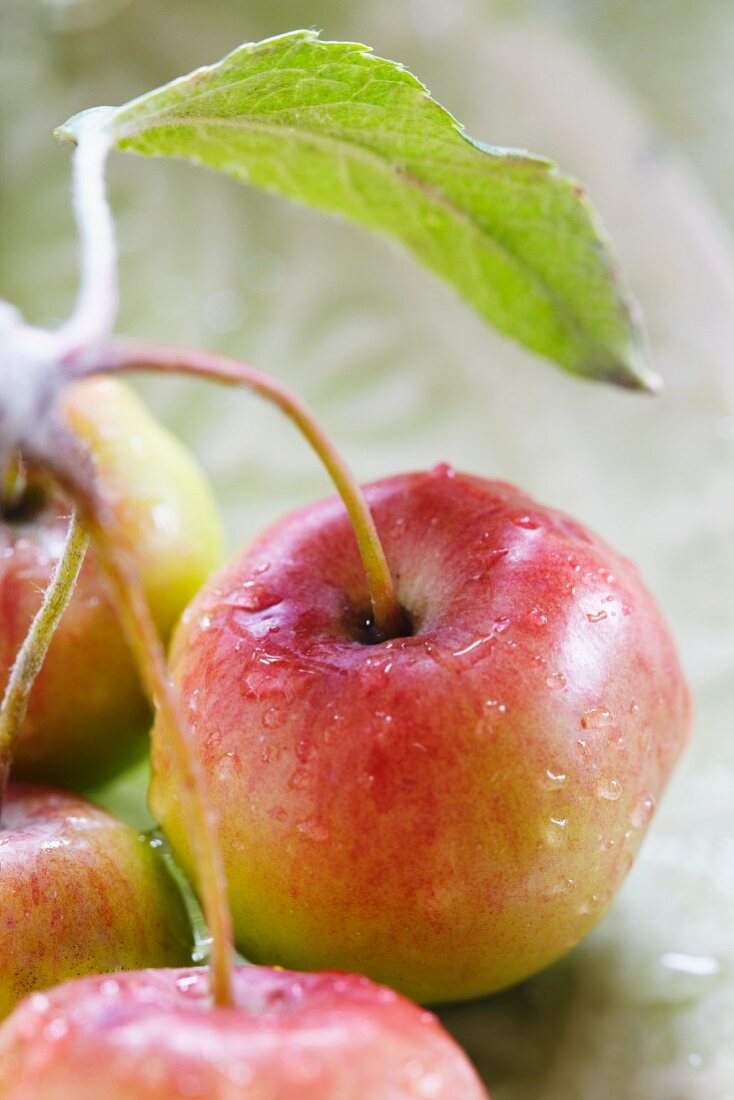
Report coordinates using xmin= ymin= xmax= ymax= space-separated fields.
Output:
xmin=0 ymin=964 xmax=488 ymax=1098
xmin=0 ymin=782 xmax=192 ymax=1019
xmin=0 ymin=378 xmax=223 ymax=788
xmin=151 ymin=468 xmax=690 ymax=1003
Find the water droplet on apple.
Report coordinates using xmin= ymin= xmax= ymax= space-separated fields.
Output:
xmin=29 ymin=994 xmax=50 ymax=1015
xmin=546 ymin=672 xmax=566 ymax=690
xmin=288 ymin=767 xmax=311 ymax=791
xmin=453 ymin=634 xmax=494 ymax=658
xmin=596 ymin=777 xmax=622 ymax=801
xmin=512 ymin=514 xmax=540 ymax=530
xmin=228 ymin=582 xmax=283 ymax=612
xmin=493 ymin=616 xmax=511 ymax=634
xmin=586 ymin=610 xmax=608 ymax=623
xmin=578 ymin=894 xmax=600 ymax=916
xmin=544 ymin=768 xmax=567 ymax=788
xmin=549 ymin=875 xmax=575 ymax=896
xmin=198 ymin=614 xmax=212 ymax=630
xmin=176 ymin=974 xmax=200 ymax=994
xmin=485 ymin=699 xmax=507 ymax=714
xmin=545 ymin=818 xmax=568 ymax=847
xmin=216 ymin=751 xmax=241 ymax=781
xmin=412 ymin=1071 xmax=445 ymax=1097
xmin=296 ymin=818 xmax=329 ymax=841
xmin=428 ymin=462 xmax=455 ymax=479
xmin=528 ymin=607 xmax=548 ymax=627
xmin=485 ymin=547 xmax=509 ymax=568
xmin=227 ymin=1062 xmax=255 ymax=1087
xmin=43 ymin=1018 xmax=70 ymax=1043
xmin=262 ymin=703 xmax=286 ymax=730
xmin=581 ymin=706 xmax=615 ymax=730
xmin=629 ymin=701 xmax=640 ymax=715
xmin=631 ymin=794 xmax=655 ymax=827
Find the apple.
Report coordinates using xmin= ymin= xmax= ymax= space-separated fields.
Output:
xmin=151 ymin=466 xmax=691 ymax=1004
xmin=0 ymin=781 xmax=192 ymax=1020
xmin=0 ymin=964 xmax=489 ymax=1098
xmin=0 ymin=377 xmax=223 ymax=788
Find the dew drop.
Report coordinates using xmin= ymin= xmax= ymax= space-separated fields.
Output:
xmin=578 ymin=894 xmax=600 ymax=916
xmin=545 ymin=818 xmax=568 ymax=848
xmin=581 ymin=706 xmax=615 ymax=730
xmin=229 ymin=583 xmax=283 ymax=612
xmin=587 ymin=610 xmax=608 ymax=624
xmin=597 ymin=777 xmax=622 ymax=801
xmin=43 ymin=1018 xmax=69 ymax=1043
xmin=493 ymin=616 xmax=511 ymax=634
xmin=544 ymin=768 xmax=567 ymax=789
xmin=296 ymin=818 xmax=329 ymax=842
xmin=631 ymin=794 xmax=655 ymax=827
xmin=176 ymin=975 xmax=200 ymax=994
xmin=288 ymin=767 xmax=311 ymax=791
xmin=546 ymin=672 xmax=566 ymax=690
xmin=262 ymin=704 xmax=286 ymax=731
xmin=428 ymin=462 xmax=455 ymax=479
xmin=486 ymin=547 xmax=509 ymax=567
xmin=528 ymin=607 xmax=548 ymax=627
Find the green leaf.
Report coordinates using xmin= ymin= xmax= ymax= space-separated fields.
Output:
xmin=57 ymin=30 xmax=656 ymax=389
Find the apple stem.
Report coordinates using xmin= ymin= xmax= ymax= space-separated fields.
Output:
xmin=0 ymin=510 xmax=88 ymax=818
xmin=51 ymin=440 xmax=235 ymax=1008
xmin=55 ymin=116 xmax=118 ymax=366
xmin=91 ymin=340 xmax=407 ymax=640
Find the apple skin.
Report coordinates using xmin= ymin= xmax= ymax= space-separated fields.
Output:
xmin=0 ymin=965 xmax=489 ymax=1098
xmin=0 ymin=378 xmax=224 ymax=788
xmin=151 ymin=468 xmax=691 ymax=1004
xmin=0 ymin=782 xmax=192 ymax=1020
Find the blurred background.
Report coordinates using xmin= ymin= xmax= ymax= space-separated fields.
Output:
xmin=1 ymin=1 xmax=733 ymax=1096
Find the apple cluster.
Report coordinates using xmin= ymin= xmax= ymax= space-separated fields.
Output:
xmin=0 ymin=47 xmax=691 ymax=1100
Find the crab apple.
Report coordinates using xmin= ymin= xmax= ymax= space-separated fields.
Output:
xmin=0 ymin=377 xmax=223 ymax=788
xmin=0 ymin=965 xmax=488 ymax=1099
xmin=151 ymin=467 xmax=690 ymax=1004
xmin=0 ymin=782 xmax=192 ymax=1020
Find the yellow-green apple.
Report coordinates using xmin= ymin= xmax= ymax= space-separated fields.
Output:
xmin=0 ymin=964 xmax=488 ymax=1098
xmin=0 ymin=781 xmax=192 ymax=1019
xmin=0 ymin=377 xmax=223 ymax=788
xmin=151 ymin=467 xmax=691 ymax=1004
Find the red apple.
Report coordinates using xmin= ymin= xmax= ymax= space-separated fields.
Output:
xmin=0 ymin=964 xmax=488 ymax=1098
xmin=0 ymin=378 xmax=223 ymax=789
xmin=151 ymin=467 xmax=691 ymax=1004
xmin=0 ymin=782 xmax=192 ymax=1019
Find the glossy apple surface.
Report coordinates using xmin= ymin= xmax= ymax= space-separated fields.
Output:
xmin=0 ymin=782 xmax=192 ymax=1019
xmin=0 ymin=964 xmax=488 ymax=1098
xmin=151 ymin=468 xmax=691 ymax=1003
xmin=0 ymin=378 xmax=223 ymax=788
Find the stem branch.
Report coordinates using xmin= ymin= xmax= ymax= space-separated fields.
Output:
xmin=93 ymin=340 xmax=405 ymax=639
xmin=0 ymin=511 xmax=88 ymax=815
xmin=54 ymin=449 xmax=234 ymax=1007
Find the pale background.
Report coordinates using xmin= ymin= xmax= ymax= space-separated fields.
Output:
xmin=1 ymin=1 xmax=733 ymax=1096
